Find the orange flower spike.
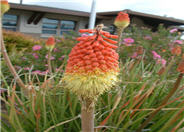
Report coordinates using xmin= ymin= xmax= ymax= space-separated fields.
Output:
xmin=114 ymin=12 xmax=130 ymax=29
xmin=101 ymin=31 xmax=111 ymax=38
xmin=46 ymin=36 xmax=55 ymax=51
xmin=103 ymin=38 xmax=118 ymax=44
xmin=182 ymin=54 xmax=184 ymax=60
xmin=101 ymin=31 xmax=118 ymax=39
xmin=136 ymin=46 xmax=144 ymax=55
xmin=62 ymin=27 xmax=119 ymax=100
xmin=79 ymin=29 xmax=89 ymax=33
xmin=79 ymin=29 xmax=95 ymax=33
xmin=110 ymin=35 xmax=118 ymax=39
xmin=162 ymin=49 xmax=166 ymax=53
xmin=171 ymin=45 xmax=182 ymax=56
xmin=76 ymin=36 xmax=89 ymax=41
xmin=1 ymin=0 xmax=10 ymax=16
xmin=101 ymin=40 xmax=118 ymax=49
xmin=177 ymin=60 xmax=184 ymax=73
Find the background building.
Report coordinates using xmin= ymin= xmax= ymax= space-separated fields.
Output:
xmin=2 ymin=3 xmax=184 ymax=38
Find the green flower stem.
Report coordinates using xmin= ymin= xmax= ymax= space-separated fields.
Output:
xmin=47 ymin=50 xmax=52 ymax=74
xmin=0 ymin=19 xmax=27 ymax=96
xmin=136 ymin=73 xmax=183 ymax=132
xmin=81 ymin=99 xmax=94 ymax=132
xmin=117 ymin=28 xmax=123 ymax=53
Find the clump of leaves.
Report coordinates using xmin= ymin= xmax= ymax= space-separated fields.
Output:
xmin=3 ymin=29 xmax=44 ymax=54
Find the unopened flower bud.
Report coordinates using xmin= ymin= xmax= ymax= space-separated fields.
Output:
xmin=171 ymin=45 xmax=182 ymax=56
xmin=1 ymin=0 xmax=10 ymax=16
xmin=114 ymin=12 xmax=130 ymax=29
xmin=46 ymin=36 xmax=55 ymax=51
xmin=177 ymin=60 xmax=184 ymax=73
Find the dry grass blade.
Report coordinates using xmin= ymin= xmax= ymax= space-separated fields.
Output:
xmin=99 ymin=89 xmax=123 ymax=129
xmin=158 ymin=100 xmax=184 ymax=132
xmin=0 ymin=96 xmax=11 ymax=106
xmin=44 ymin=115 xmax=80 ymax=132
xmin=121 ymin=108 xmax=182 ymax=112
xmin=14 ymin=92 xmax=28 ymax=113
xmin=136 ymin=73 xmax=183 ymax=132
xmin=119 ymin=81 xmax=156 ymax=120
xmin=171 ymin=118 xmax=184 ymax=132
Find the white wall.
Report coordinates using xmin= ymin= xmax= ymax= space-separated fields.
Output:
xmin=19 ymin=12 xmax=42 ymax=34
xmin=7 ymin=9 xmax=89 ymax=38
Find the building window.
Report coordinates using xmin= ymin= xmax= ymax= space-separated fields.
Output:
xmin=2 ymin=14 xmax=18 ymax=31
xmin=108 ymin=25 xmax=116 ymax=34
xmin=42 ymin=18 xmax=59 ymax=34
xmin=60 ymin=20 xmax=76 ymax=35
xmin=42 ymin=18 xmax=76 ymax=35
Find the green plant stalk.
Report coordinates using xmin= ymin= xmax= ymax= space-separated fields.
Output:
xmin=47 ymin=50 xmax=52 ymax=74
xmin=171 ymin=117 xmax=184 ymax=132
xmin=136 ymin=73 xmax=183 ymax=132
xmin=158 ymin=101 xmax=184 ymax=132
xmin=117 ymin=28 xmax=123 ymax=53
xmin=69 ymin=96 xmax=81 ymax=130
xmin=150 ymin=96 xmax=184 ymax=131
xmin=0 ymin=72 xmax=10 ymax=96
xmin=160 ymin=73 xmax=183 ymax=105
xmin=81 ymin=99 xmax=94 ymax=132
xmin=0 ymin=19 xmax=27 ymax=96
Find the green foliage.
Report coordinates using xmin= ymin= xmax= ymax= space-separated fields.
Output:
xmin=1 ymin=26 xmax=184 ymax=132
xmin=1 ymin=32 xmax=78 ymax=83
xmin=1 ymin=58 xmax=184 ymax=132
xmin=120 ymin=24 xmax=184 ymax=63
xmin=3 ymin=30 xmax=44 ymax=55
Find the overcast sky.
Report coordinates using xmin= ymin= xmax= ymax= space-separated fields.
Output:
xmin=9 ymin=0 xmax=184 ymax=20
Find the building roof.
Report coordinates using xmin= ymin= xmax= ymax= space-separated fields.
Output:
xmin=10 ymin=3 xmax=90 ymax=17
xmin=98 ymin=9 xmax=184 ymax=25
xmin=9 ymin=3 xmax=184 ymax=26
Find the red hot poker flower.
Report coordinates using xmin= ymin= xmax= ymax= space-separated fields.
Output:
xmin=46 ymin=36 xmax=55 ymax=51
xmin=114 ymin=12 xmax=130 ymax=29
xmin=1 ymin=0 xmax=10 ymax=15
xmin=177 ymin=60 xmax=184 ymax=73
xmin=171 ymin=45 xmax=182 ymax=56
xmin=62 ymin=28 xmax=119 ymax=100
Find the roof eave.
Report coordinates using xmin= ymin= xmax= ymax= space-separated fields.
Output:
xmin=97 ymin=9 xmax=184 ymax=25
xmin=9 ymin=3 xmax=90 ymax=17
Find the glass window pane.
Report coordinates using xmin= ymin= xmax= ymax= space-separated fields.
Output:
xmin=2 ymin=14 xmax=17 ymax=31
xmin=42 ymin=18 xmax=58 ymax=34
xmin=3 ymin=14 xmax=17 ymax=21
xmin=42 ymin=30 xmax=57 ymax=34
xmin=3 ymin=20 xmax=17 ymax=26
xmin=43 ymin=18 xmax=58 ymax=24
xmin=43 ymin=24 xmax=57 ymax=29
xmin=3 ymin=27 xmax=16 ymax=31
xmin=60 ymin=20 xmax=75 ymax=30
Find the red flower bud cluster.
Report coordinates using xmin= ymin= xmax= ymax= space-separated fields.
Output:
xmin=66 ymin=29 xmax=119 ymax=74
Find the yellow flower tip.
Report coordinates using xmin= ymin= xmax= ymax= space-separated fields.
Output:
xmin=1 ymin=0 xmax=10 ymax=16
xmin=62 ymin=69 xmax=119 ymax=100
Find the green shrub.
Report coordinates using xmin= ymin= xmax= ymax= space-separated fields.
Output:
xmin=1 ymin=31 xmax=78 ymax=83
xmin=120 ymin=24 xmax=184 ymax=64
xmin=1 ymin=26 xmax=184 ymax=132
xmin=3 ymin=30 xmax=44 ymax=54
